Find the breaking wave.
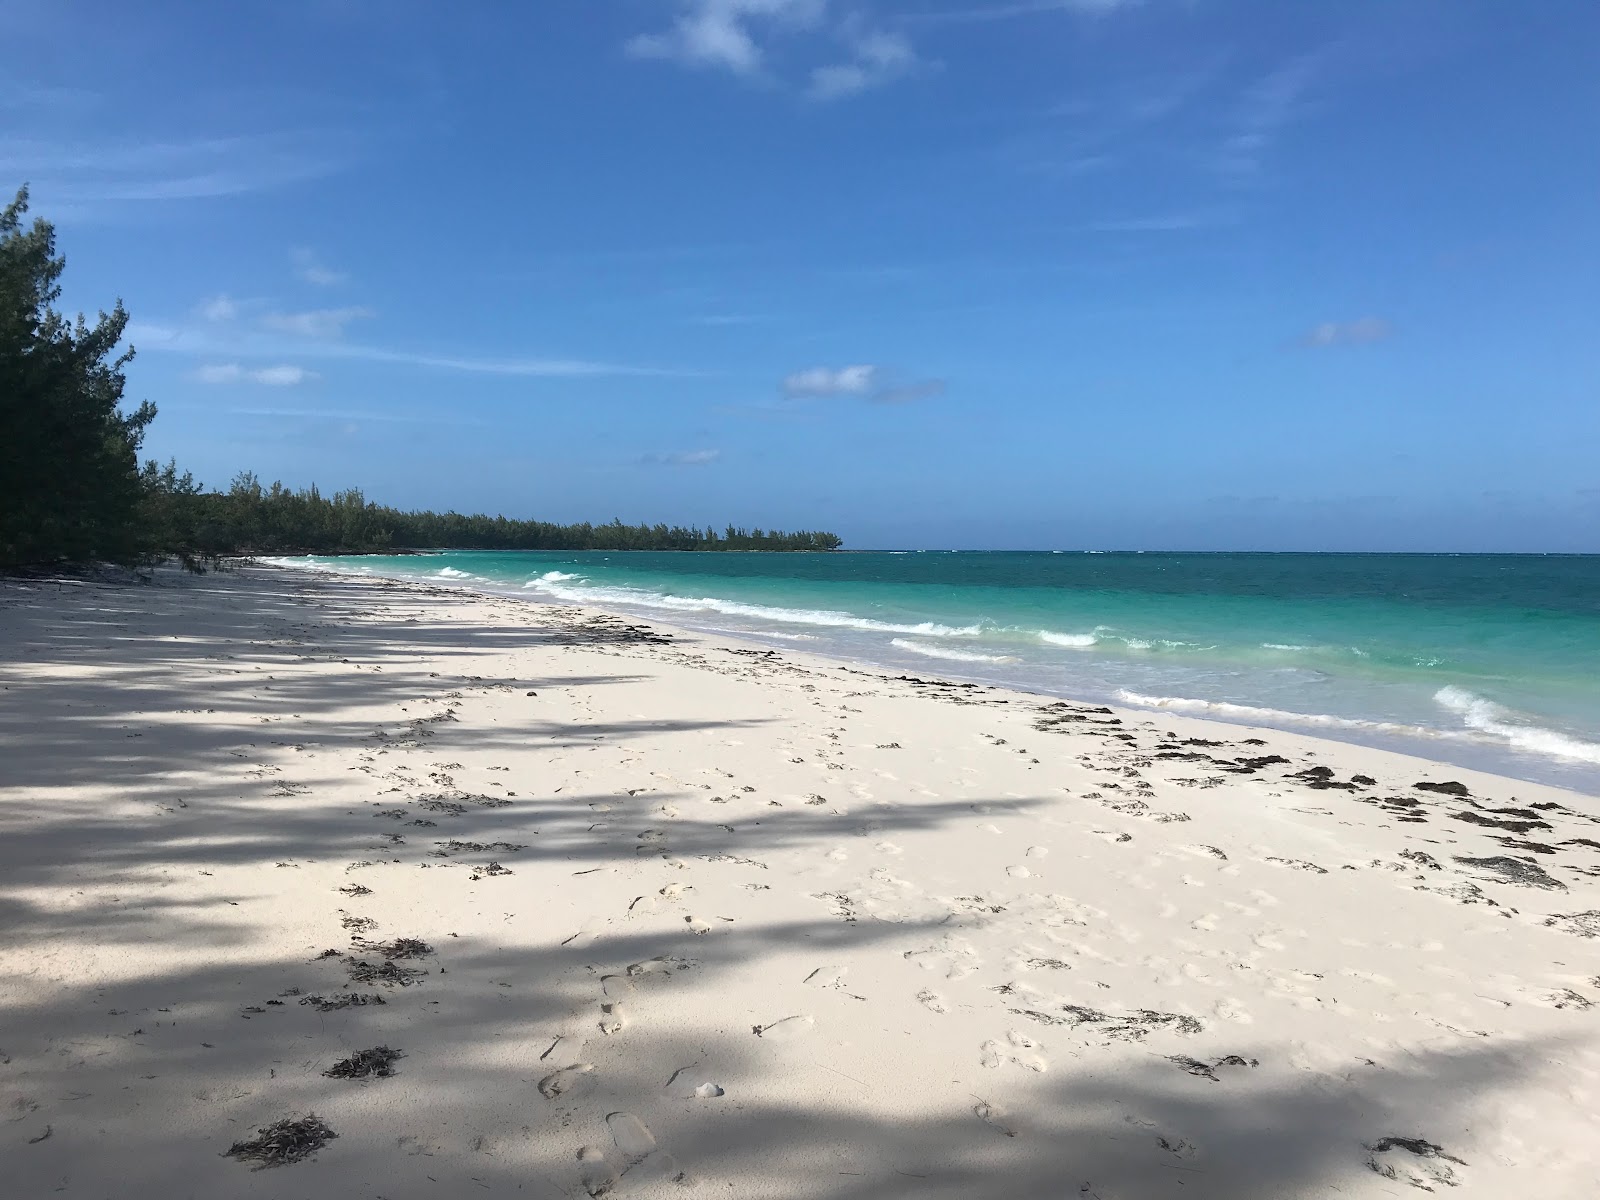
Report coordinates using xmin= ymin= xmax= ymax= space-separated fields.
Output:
xmin=1039 ymin=631 xmax=1097 ymax=648
xmin=1433 ymin=687 xmax=1600 ymax=764
xmin=520 ymin=572 xmax=983 ymax=638
xmin=890 ymin=639 xmax=1017 ymax=664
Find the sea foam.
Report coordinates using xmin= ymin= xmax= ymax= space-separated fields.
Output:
xmin=890 ymin=638 xmax=1017 ymax=664
xmin=1434 ymin=686 xmax=1600 ymax=764
xmin=520 ymin=573 xmax=983 ymax=638
xmin=1039 ymin=631 xmax=1097 ymax=648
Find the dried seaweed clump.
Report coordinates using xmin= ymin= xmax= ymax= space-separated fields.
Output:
xmin=224 ymin=1113 xmax=337 ymax=1169
xmin=298 ymin=992 xmax=387 ymax=1012
xmin=349 ymin=935 xmax=434 ymax=960
xmin=324 ymin=1045 xmax=404 ymax=1079
xmin=346 ymin=958 xmax=426 ymax=987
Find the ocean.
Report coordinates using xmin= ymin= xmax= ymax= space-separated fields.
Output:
xmin=272 ymin=550 xmax=1600 ymax=793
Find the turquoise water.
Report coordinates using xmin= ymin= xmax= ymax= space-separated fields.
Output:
xmin=277 ymin=551 xmax=1600 ymax=792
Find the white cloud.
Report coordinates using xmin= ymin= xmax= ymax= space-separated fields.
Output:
xmin=190 ymin=362 xmax=318 ymax=385
xmin=626 ymin=0 xmax=823 ymax=75
xmin=907 ymin=0 xmax=1138 ymax=23
xmin=292 ymin=247 xmax=348 ymax=286
xmin=627 ymin=1 xmax=921 ymax=98
xmin=198 ymin=294 xmax=237 ymax=322
xmin=809 ymin=28 xmax=919 ymax=100
xmin=1300 ymin=317 xmax=1392 ymax=347
xmin=640 ymin=448 xmax=722 ymax=466
xmin=260 ymin=306 xmax=375 ymax=338
xmin=783 ymin=364 xmax=878 ymax=396
xmin=781 ymin=364 xmax=944 ymax=404
xmin=252 ymin=364 xmax=317 ymax=386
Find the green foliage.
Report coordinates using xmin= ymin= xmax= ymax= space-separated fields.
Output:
xmin=143 ymin=481 xmax=843 ymax=556
xmin=0 ymin=186 xmax=842 ymax=568
xmin=1 ymin=186 xmax=155 ymax=567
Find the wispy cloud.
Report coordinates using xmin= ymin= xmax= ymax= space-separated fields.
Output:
xmin=639 ymin=448 xmax=722 ymax=466
xmin=190 ymin=363 xmax=318 ymax=386
xmin=127 ymin=318 xmax=694 ymax=379
xmin=260 ymin=306 xmax=375 ymax=339
xmin=783 ymin=364 xmax=879 ymax=397
xmin=0 ymin=130 xmax=354 ymax=217
xmin=292 ymin=247 xmax=348 ymax=287
xmin=782 ymin=364 xmax=944 ymax=403
xmin=809 ymin=26 xmax=921 ymax=100
xmin=1298 ymin=317 xmax=1392 ymax=348
xmin=627 ymin=1 xmax=922 ymax=99
xmin=906 ymin=0 xmax=1141 ymax=24
xmin=198 ymin=294 xmax=238 ymax=322
xmin=198 ymin=405 xmax=483 ymax=426
xmin=626 ymin=0 xmax=824 ymax=75
xmin=1214 ymin=53 xmax=1324 ymax=179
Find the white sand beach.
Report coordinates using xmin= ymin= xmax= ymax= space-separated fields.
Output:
xmin=2 ymin=564 xmax=1597 ymax=1199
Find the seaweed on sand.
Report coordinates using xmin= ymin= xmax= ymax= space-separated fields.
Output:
xmin=324 ymin=1046 xmax=404 ymax=1079
xmin=224 ymin=1114 xmax=337 ymax=1169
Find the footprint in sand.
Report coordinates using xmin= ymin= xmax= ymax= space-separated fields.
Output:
xmin=973 ymin=1098 xmax=1018 ymax=1137
xmin=1006 ymin=865 xmax=1033 ymax=879
xmin=916 ymin=988 xmax=948 ymax=1013
xmin=752 ymin=1014 xmax=814 ymax=1041
xmin=980 ymin=1031 xmax=1048 ymax=1072
xmin=577 ymin=1146 xmax=619 ymax=1197
xmin=1025 ymin=845 xmax=1049 ymax=858
xmin=599 ymin=1002 xmax=628 ymax=1035
xmin=904 ymin=937 xmax=981 ymax=979
xmin=606 ymin=1112 xmax=657 ymax=1167
xmin=539 ymin=1063 xmax=595 ymax=1098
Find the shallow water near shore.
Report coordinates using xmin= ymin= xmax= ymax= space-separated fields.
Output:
xmin=272 ymin=550 xmax=1600 ymax=793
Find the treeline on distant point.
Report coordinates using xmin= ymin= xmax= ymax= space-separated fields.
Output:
xmin=147 ymin=472 xmax=843 ymax=557
xmin=0 ymin=186 xmax=841 ymax=571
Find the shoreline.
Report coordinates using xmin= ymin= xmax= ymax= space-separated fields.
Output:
xmin=3 ymin=563 xmax=1597 ymax=1198
xmin=273 ymin=555 xmax=1600 ymax=799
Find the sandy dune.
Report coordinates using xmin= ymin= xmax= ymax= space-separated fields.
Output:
xmin=1 ymin=565 xmax=1596 ymax=1198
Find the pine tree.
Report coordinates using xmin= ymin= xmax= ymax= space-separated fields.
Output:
xmin=1 ymin=186 xmax=154 ymax=566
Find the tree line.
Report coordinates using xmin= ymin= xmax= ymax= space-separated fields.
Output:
xmin=1 ymin=186 xmax=841 ymax=571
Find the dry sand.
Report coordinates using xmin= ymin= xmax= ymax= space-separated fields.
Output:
xmin=1 ymin=563 xmax=1597 ymax=1198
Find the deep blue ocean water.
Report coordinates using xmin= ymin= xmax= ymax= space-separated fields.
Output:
xmin=275 ymin=551 xmax=1600 ymax=793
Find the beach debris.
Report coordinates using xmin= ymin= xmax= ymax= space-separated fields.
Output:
xmin=1167 ymin=1054 xmax=1258 ymax=1082
xmin=429 ymin=840 xmax=526 ymax=857
xmin=27 ymin=1125 xmax=52 ymax=1144
xmin=224 ymin=1113 xmax=337 ymax=1169
xmin=1452 ymin=810 xmax=1550 ymax=833
xmin=346 ymin=958 xmax=427 ymax=987
xmin=1365 ymin=1136 xmax=1466 ymax=1190
xmin=349 ymin=936 xmax=433 ymax=960
xmin=1009 ymin=1003 xmax=1202 ymax=1041
xmin=298 ymin=993 xmax=387 ymax=1011
xmin=1265 ymin=856 xmax=1329 ymax=874
xmin=1453 ymin=855 xmax=1565 ymax=891
xmin=1543 ymin=910 xmax=1600 ymax=938
xmin=1415 ymin=780 xmax=1470 ymax=796
xmin=469 ymin=862 xmax=513 ymax=879
xmin=415 ymin=796 xmax=468 ymax=815
xmin=324 ymin=1045 xmax=404 ymax=1079
xmin=337 ymin=884 xmax=372 ymax=897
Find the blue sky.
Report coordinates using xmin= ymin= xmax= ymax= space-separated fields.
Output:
xmin=5 ymin=0 xmax=1597 ymax=551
